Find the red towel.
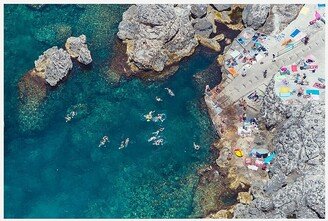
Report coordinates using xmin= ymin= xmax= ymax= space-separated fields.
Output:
xmin=291 ymin=65 xmax=298 ymax=72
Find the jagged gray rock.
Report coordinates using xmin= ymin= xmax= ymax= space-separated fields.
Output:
xmin=65 ymin=35 xmax=92 ymax=65
xmin=193 ymin=18 xmax=213 ymax=37
xmin=234 ymin=82 xmax=325 ymax=218
xmin=191 ymin=4 xmax=207 ymax=18
xmin=212 ymin=4 xmax=231 ymax=11
xmin=117 ymin=4 xmax=198 ymax=72
xmin=259 ymin=4 xmax=303 ymax=35
xmin=34 ymin=46 xmax=73 ymax=86
xmin=259 ymin=79 xmax=287 ymax=128
xmin=242 ymin=4 xmax=271 ymax=30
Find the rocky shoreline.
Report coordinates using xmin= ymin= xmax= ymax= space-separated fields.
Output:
xmin=14 ymin=4 xmax=325 ymax=218
xmin=111 ymin=4 xmax=243 ymax=80
xmin=202 ymin=4 xmax=325 ymax=219
xmin=17 ymin=34 xmax=92 ymax=132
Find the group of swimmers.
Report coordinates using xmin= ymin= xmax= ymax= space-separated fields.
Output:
xmin=148 ymin=128 xmax=165 ymax=146
xmin=98 ymin=135 xmax=129 ymax=149
xmin=144 ymin=111 xmax=166 ymax=123
xmin=154 ymin=87 xmax=174 ymax=103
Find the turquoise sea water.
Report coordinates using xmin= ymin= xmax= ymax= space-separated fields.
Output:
xmin=4 ymin=5 xmax=222 ymax=218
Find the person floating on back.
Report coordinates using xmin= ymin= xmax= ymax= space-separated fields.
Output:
xmin=165 ymin=87 xmax=175 ymax=96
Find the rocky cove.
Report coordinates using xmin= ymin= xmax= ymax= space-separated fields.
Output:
xmin=4 ymin=4 xmax=325 ymax=219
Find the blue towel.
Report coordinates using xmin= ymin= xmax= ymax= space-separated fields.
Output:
xmin=290 ymin=29 xmax=300 ymax=38
xmin=306 ymin=89 xmax=320 ymax=95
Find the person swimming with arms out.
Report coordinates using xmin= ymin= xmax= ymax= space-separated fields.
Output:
xmin=164 ymin=87 xmax=175 ymax=96
xmin=153 ymin=138 xmax=164 ymax=146
xmin=155 ymin=96 xmax=163 ymax=102
xmin=98 ymin=135 xmax=109 ymax=147
xmin=152 ymin=127 xmax=164 ymax=135
xmin=65 ymin=111 xmax=77 ymax=122
xmin=153 ymin=113 xmax=166 ymax=122
xmin=144 ymin=110 xmax=155 ymax=122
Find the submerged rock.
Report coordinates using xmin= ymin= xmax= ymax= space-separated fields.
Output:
xmin=65 ymin=35 xmax=92 ymax=65
xmin=117 ymin=4 xmax=198 ymax=72
xmin=34 ymin=46 xmax=73 ymax=86
xmin=242 ymin=4 xmax=270 ymax=30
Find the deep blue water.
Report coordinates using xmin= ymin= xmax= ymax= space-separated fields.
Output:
xmin=4 ymin=5 xmax=220 ymax=218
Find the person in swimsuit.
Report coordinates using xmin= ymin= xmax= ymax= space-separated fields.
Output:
xmin=165 ymin=88 xmax=175 ymax=96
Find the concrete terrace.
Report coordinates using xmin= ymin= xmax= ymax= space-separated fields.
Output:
xmin=208 ymin=4 xmax=325 ymax=112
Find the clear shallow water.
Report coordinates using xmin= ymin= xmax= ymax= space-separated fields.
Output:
xmin=4 ymin=5 xmax=219 ymax=218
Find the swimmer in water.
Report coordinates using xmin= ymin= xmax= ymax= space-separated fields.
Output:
xmin=98 ymin=136 xmax=109 ymax=147
xmin=155 ymin=96 xmax=163 ymax=102
xmin=153 ymin=139 xmax=164 ymax=146
xmin=152 ymin=130 xmax=160 ymax=136
xmin=124 ymin=138 xmax=130 ymax=147
xmin=193 ymin=142 xmax=200 ymax=150
xmin=153 ymin=113 xmax=166 ymax=123
xmin=65 ymin=111 xmax=77 ymax=122
xmin=144 ymin=111 xmax=155 ymax=122
xmin=119 ymin=141 xmax=125 ymax=149
xmin=152 ymin=127 xmax=165 ymax=136
xmin=157 ymin=113 xmax=165 ymax=122
xmin=148 ymin=136 xmax=157 ymax=142
xmin=65 ymin=115 xmax=71 ymax=122
xmin=164 ymin=87 xmax=175 ymax=96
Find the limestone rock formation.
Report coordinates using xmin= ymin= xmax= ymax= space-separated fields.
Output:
xmin=191 ymin=4 xmax=207 ymax=18
xmin=65 ymin=35 xmax=92 ymax=65
xmin=259 ymin=4 xmax=303 ymax=35
xmin=259 ymin=79 xmax=288 ymax=129
xmin=34 ymin=46 xmax=73 ymax=86
xmin=117 ymin=4 xmax=199 ymax=72
xmin=192 ymin=17 xmax=213 ymax=38
xmin=242 ymin=4 xmax=270 ymax=30
xmin=233 ymin=88 xmax=325 ymax=218
xmin=212 ymin=4 xmax=231 ymax=12
xmin=237 ymin=192 xmax=253 ymax=205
